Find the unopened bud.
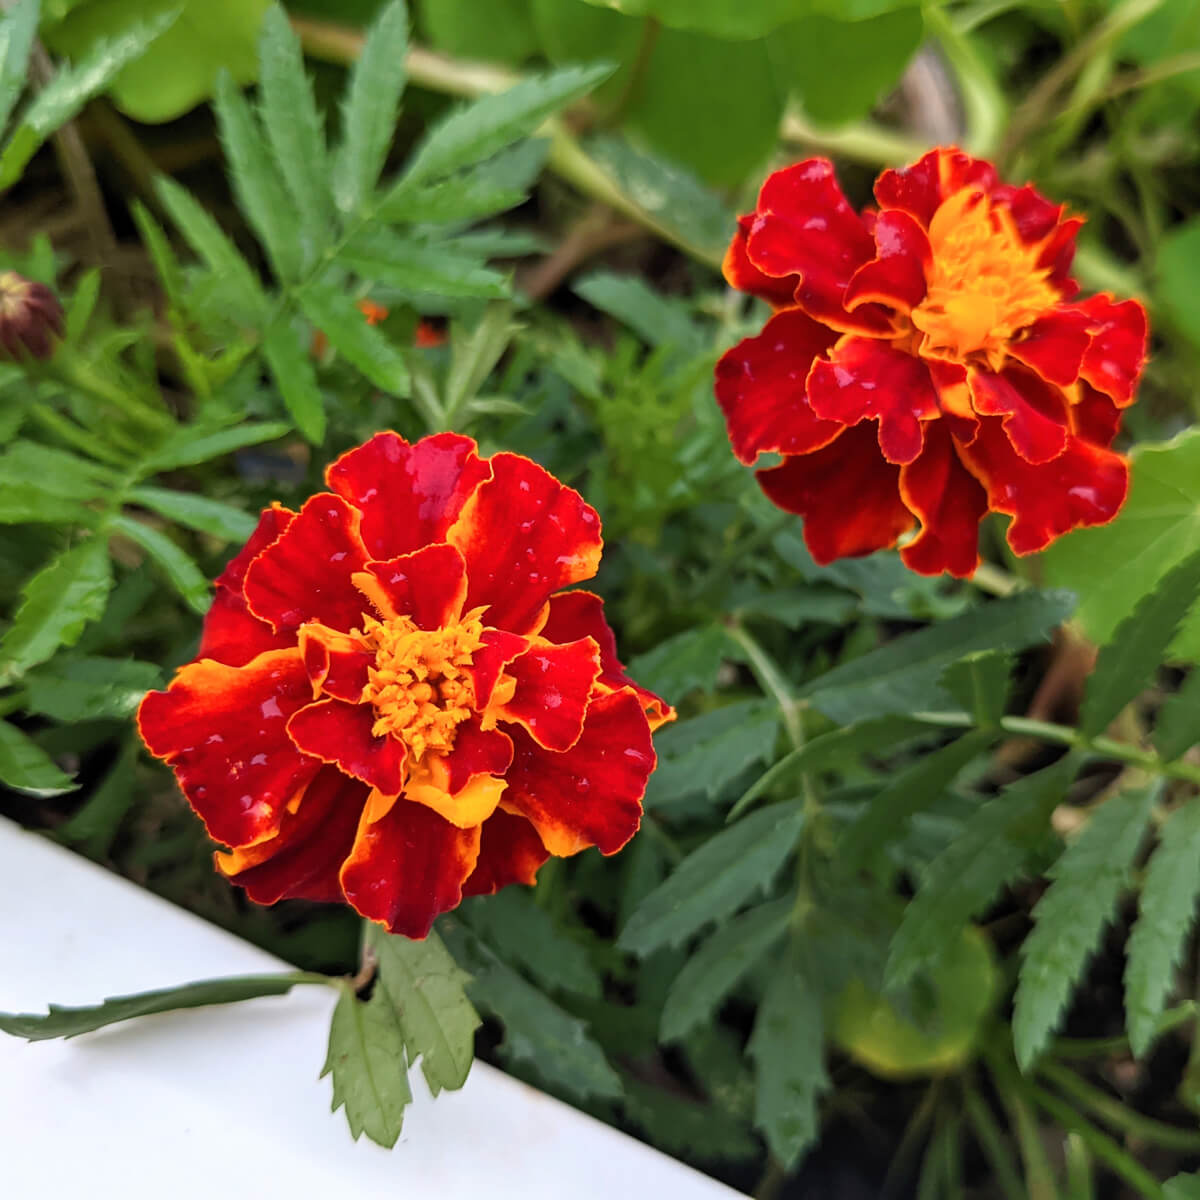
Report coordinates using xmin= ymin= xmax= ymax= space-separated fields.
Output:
xmin=0 ymin=271 xmax=64 ymax=361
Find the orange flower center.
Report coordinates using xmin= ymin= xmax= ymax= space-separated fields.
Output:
xmin=360 ymin=609 xmax=486 ymax=759
xmin=910 ymin=187 xmax=1060 ymax=370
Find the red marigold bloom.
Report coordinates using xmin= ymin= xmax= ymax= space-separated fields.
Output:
xmin=716 ymin=147 xmax=1148 ymax=577
xmin=138 ymin=433 xmax=672 ymax=939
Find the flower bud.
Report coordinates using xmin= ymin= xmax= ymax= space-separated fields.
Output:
xmin=0 ymin=271 xmax=64 ymax=361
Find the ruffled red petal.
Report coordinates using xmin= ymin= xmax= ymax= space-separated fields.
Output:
xmin=216 ymin=766 xmax=367 ymax=905
xmin=844 ymin=210 xmax=931 ymax=313
xmin=898 ymin=422 xmax=988 ymax=578
xmin=927 ymin=358 xmax=979 ymax=445
xmin=992 ymin=183 xmax=1066 ymax=248
xmin=243 ymin=494 xmax=370 ymax=634
xmin=352 ymin=543 xmax=467 ymax=630
xmin=1037 ymin=217 xmax=1084 ymax=294
xmin=958 ymin=416 xmax=1129 ymax=555
xmin=297 ymin=623 xmax=371 ymax=703
xmin=936 ymin=147 xmax=998 ymax=200
xmin=495 ymin=637 xmax=601 ymax=752
xmin=287 ymin=697 xmax=408 ymax=796
xmin=450 ymin=452 xmax=603 ymax=636
xmin=503 ymin=688 xmax=652 ymax=857
xmin=540 ymin=590 xmax=672 ymax=729
xmin=340 ymin=797 xmax=481 ymax=938
xmin=462 ymin=808 xmax=549 ymax=897
xmin=874 ymin=148 xmax=942 ymax=228
xmin=1073 ymin=383 xmax=1123 ymax=448
xmin=714 ymin=308 xmax=841 ymax=466
xmin=466 ymin=627 xmax=529 ymax=709
xmin=197 ymin=505 xmax=295 ymax=667
xmin=1007 ymin=309 xmax=1092 ymax=386
xmin=723 ymin=214 xmax=799 ymax=308
xmin=967 ymin=366 xmax=1069 ymax=465
xmin=757 ymin=424 xmax=913 ymax=563
xmin=325 ymin=431 xmax=491 ymax=559
xmin=441 ymin=720 xmax=514 ymax=794
xmin=1078 ymin=294 xmax=1147 ymax=406
xmin=137 ymin=648 xmax=320 ymax=848
xmin=807 ymin=337 xmax=940 ymax=464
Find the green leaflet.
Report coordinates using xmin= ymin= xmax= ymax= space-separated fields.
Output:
xmin=1155 ymin=668 xmax=1200 ymax=763
xmin=940 ymin=651 xmax=1013 ymax=729
xmin=260 ymin=319 xmax=326 ymax=444
xmin=108 ymin=514 xmax=209 ymax=614
xmin=627 ymin=624 xmax=732 ymax=704
xmin=24 ymin=655 xmax=162 ymax=722
xmin=128 ymin=486 xmax=257 ymax=542
xmin=0 ymin=717 xmax=75 ymax=795
xmin=297 ymin=282 xmax=411 ymax=396
xmin=140 ymin=420 xmax=291 ymax=473
xmin=0 ymin=0 xmax=38 ymax=137
xmin=1014 ymin=781 xmax=1159 ymax=1070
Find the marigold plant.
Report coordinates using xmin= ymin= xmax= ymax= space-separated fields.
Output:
xmin=716 ymin=146 xmax=1148 ymax=577
xmin=138 ymin=432 xmax=672 ymax=939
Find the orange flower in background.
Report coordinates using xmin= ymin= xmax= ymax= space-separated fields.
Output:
xmin=716 ymin=147 xmax=1148 ymax=577
xmin=138 ymin=433 xmax=672 ymax=939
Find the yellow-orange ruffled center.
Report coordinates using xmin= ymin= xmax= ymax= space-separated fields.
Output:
xmin=360 ymin=609 xmax=485 ymax=759
xmin=910 ymin=187 xmax=1060 ymax=370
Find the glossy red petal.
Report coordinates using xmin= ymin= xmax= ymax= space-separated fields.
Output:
xmin=874 ymin=148 xmax=942 ymax=228
xmin=326 ymin=431 xmax=492 ymax=559
xmin=495 ymin=637 xmax=601 ymax=752
xmin=137 ymin=649 xmax=320 ymax=849
xmin=216 ymin=766 xmax=367 ymax=905
xmin=967 ymin=367 xmax=1069 ymax=465
xmin=441 ymin=720 xmax=514 ymax=794
xmin=723 ymin=214 xmax=799 ymax=307
xmin=936 ymin=146 xmax=998 ymax=199
xmin=466 ymin=627 xmax=529 ymax=710
xmin=287 ymin=697 xmax=408 ymax=796
xmin=1007 ymin=309 xmax=1093 ymax=386
xmin=352 ymin=543 xmax=467 ymax=630
xmin=503 ymin=688 xmax=652 ymax=857
xmin=449 ymin=452 xmax=603 ymax=636
xmin=297 ymin=623 xmax=371 ymax=703
xmin=958 ymin=417 xmax=1129 ymax=555
xmin=1073 ymin=382 xmax=1123 ymax=448
xmin=1078 ymin=294 xmax=1147 ymax=406
xmin=927 ymin=358 xmax=979 ymax=445
xmin=807 ymin=337 xmax=940 ymax=464
xmin=197 ymin=505 xmax=296 ymax=667
xmin=540 ymin=590 xmax=672 ymax=730
xmin=243 ymin=494 xmax=370 ymax=634
xmin=844 ymin=210 xmax=931 ymax=313
xmin=1037 ymin=216 xmax=1084 ymax=292
xmin=340 ymin=797 xmax=480 ymax=937
xmin=714 ymin=309 xmax=841 ymax=466
xmin=462 ymin=808 xmax=549 ymax=897
xmin=757 ymin=425 xmax=913 ymax=563
xmin=991 ymin=183 xmax=1065 ymax=247
xmin=898 ymin=422 xmax=988 ymax=578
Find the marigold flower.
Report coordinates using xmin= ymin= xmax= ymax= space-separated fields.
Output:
xmin=138 ymin=433 xmax=672 ymax=938
xmin=716 ymin=147 xmax=1148 ymax=577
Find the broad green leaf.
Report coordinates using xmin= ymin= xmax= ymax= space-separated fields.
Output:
xmin=323 ymin=979 xmax=412 ymax=1149
xmin=443 ymin=302 xmax=518 ymax=423
xmin=801 ymin=590 xmax=1075 ymax=724
xmin=0 ymin=0 xmax=39 ymax=136
xmin=1166 ymin=1171 xmax=1200 ymax=1200
xmin=298 ymin=282 xmax=410 ymax=396
xmin=748 ymin=940 xmax=827 ymax=1168
xmin=256 ymin=5 xmax=332 ymax=251
xmin=333 ymin=0 xmax=409 ymax=216
xmin=0 ymin=971 xmax=322 ymax=1040
xmin=341 ymin=230 xmax=510 ymax=298
xmin=141 ymin=419 xmax=290 ymax=472
xmin=1081 ymin=548 xmax=1200 ymax=737
xmin=108 ymin=513 xmax=209 ymax=614
xmin=1014 ymin=782 xmax=1159 ymax=1070
xmin=1155 ymin=668 xmax=1200 ymax=762
xmin=366 ymin=924 xmax=479 ymax=1094
xmin=1159 ymin=217 xmax=1200 ymax=355
xmin=57 ymin=739 xmax=137 ymax=854
xmin=403 ymin=62 xmax=614 ymax=186
xmin=886 ymin=757 xmax=1079 ymax=989
xmin=574 ymin=271 xmax=702 ymax=355
xmin=626 ymin=624 xmax=731 ymax=703
xmin=1042 ymin=430 xmax=1200 ymax=660
xmin=0 ymin=718 xmax=75 ymax=796
xmin=24 ymin=655 xmax=161 ymax=721
xmin=0 ymin=537 xmax=113 ymax=683
xmin=1125 ymin=801 xmax=1200 ymax=1057
xmin=420 ymin=0 xmax=539 ymax=62
xmin=660 ymin=899 xmax=790 ymax=1042
xmin=43 ymin=0 xmax=270 ymax=124
xmin=213 ymin=71 xmax=303 ymax=282
xmin=260 ymin=319 xmax=326 ymax=443
xmin=940 ymin=651 xmax=1012 ymax=729
xmin=618 ymin=801 xmax=805 ymax=955
xmin=578 ymin=0 xmax=812 ymax=39
xmin=128 ymin=486 xmax=257 ymax=542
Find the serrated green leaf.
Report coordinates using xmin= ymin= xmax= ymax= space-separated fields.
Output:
xmin=660 ymin=899 xmax=790 ymax=1042
xmin=0 ymin=0 xmax=39 ymax=138
xmin=748 ymin=940 xmax=827 ymax=1169
xmin=626 ymin=624 xmax=731 ymax=704
xmin=213 ymin=70 xmax=303 ymax=282
xmin=403 ymin=62 xmax=614 ymax=186
xmin=334 ymin=0 xmax=409 ymax=216
xmin=886 ymin=757 xmax=1079 ymax=990
xmin=297 ymin=281 xmax=410 ymax=395
xmin=1014 ymin=782 xmax=1159 ymax=1070
xmin=619 ymin=802 xmax=805 ymax=956
xmin=1082 ymin=549 xmax=1200 ymax=737
xmin=260 ymin=319 xmax=326 ymax=443
xmin=1155 ymin=669 xmax=1200 ymax=763
xmin=1126 ymin=801 xmax=1200 ymax=1058
xmin=142 ymin=420 xmax=291 ymax=473
xmin=256 ymin=5 xmax=332 ymax=254
xmin=341 ymin=230 xmax=510 ymax=298
xmin=0 ymin=971 xmax=321 ymax=1040
xmin=940 ymin=651 xmax=1013 ymax=728
xmin=24 ymin=655 xmax=161 ymax=722
xmin=0 ymin=718 xmax=75 ymax=796
xmin=0 ymin=537 xmax=113 ymax=683
xmin=128 ymin=486 xmax=257 ymax=542
xmin=366 ymin=924 xmax=479 ymax=1094
xmin=108 ymin=513 xmax=208 ymax=614
xmin=801 ymin=590 xmax=1075 ymax=724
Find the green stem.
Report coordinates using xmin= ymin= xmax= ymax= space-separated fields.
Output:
xmin=984 ymin=1041 xmax=1060 ymax=1200
xmin=725 ymin=622 xmax=804 ymax=752
xmin=780 ymin=112 xmax=927 ymax=167
xmin=924 ymin=2 xmax=1008 ymax=156
xmin=962 ymin=1085 xmax=1028 ymax=1200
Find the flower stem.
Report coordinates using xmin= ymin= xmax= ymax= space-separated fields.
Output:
xmin=724 ymin=622 xmax=804 ymax=752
